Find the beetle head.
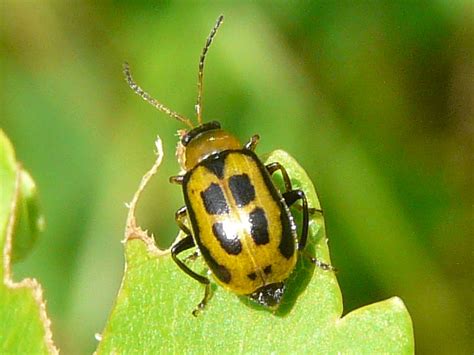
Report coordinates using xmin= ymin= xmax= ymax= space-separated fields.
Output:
xmin=179 ymin=121 xmax=241 ymax=171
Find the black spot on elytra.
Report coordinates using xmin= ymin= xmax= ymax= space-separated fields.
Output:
xmin=198 ymin=243 xmax=231 ymax=284
xmin=247 ymin=272 xmax=257 ymax=281
xmin=249 ymin=207 xmax=269 ymax=245
xmin=212 ymin=222 xmax=242 ymax=255
xmin=264 ymin=265 xmax=272 ymax=275
xmin=202 ymin=155 xmax=226 ymax=179
xmin=228 ymin=174 xmax=255 ymax=207
xmin=184 ymin=180 xmax=231 ymax=284
xmin=214 ymin=264 xmax=231 ymax=284
xmin=278 ymin=210 xmax=295 ymax=259
xmin=201 ymin=183 xmax=229 ymax=215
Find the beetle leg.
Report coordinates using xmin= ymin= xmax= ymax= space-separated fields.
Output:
xmin=244 ymin=134 xmax=260 ymax=151
xmin=267 ymin=162 xmax=322 ymax=215
xmin=177 ymin=207 xmax=200 ymax=263
xmin=172 ymin=207 xmax=212 ymax=316
xmin=171 ymin=236 xmax=212 ymax=316
xmin=184 ymin=250 xmax=200 ymax=263
xmin=308 ymin=256 xmax=337 ymax=271
xmin=308 ymin=207 xmax=323 ymax=214
xmin=266 ymin=162 xmax=292 ymax=192
xmin=282 ymin=191 xmax=335 ymax=271
xmin=169 ymin=175 xmax=184 ymax=185
xmin=175 ymin=206 xmax=192 ymax=235
xmin=282 ymin=190 xmax=309 ymax=251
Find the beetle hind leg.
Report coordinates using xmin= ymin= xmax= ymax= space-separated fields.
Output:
xmin=308 ymin=207 xmax=323 ymax=215
xmin=282 ymin=190 xmax=335 ymax=272
xmin=172 ymin=207 xmax=213 ymax=316
xmin=192 ymin=282 xmax=212 ymax=317
xmin=308 ymin=256 xmax=337 ymax=271
xmin=282 ymin=189 xmax=309 ymax=251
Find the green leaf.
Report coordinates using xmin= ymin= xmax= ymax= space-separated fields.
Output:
xmin=0 ymin=130 xmax=57 ymax=354
xmin=12 ymin=169 xmax=45 ymax=263
xmin=97 ymin=146 xmax=414 ymax=353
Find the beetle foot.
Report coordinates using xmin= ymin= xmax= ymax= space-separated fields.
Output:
xmin=192 ymin=302 xmax=205 ymax=317
xmin=308 ymin=207 xmax=323 ymax=215
xmin=191 ymin=283 xmax=212 ymax=317
xmin=184 ymin=251 xmax=200 ymax=263
xmin=292 ymin=204 xmax=323 ymax=215
xmin=310 ymin=257 xmax=337 ymax=272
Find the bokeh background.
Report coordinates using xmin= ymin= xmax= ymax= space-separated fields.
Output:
xmin=1 ymin=1 xmax=472 ymax=354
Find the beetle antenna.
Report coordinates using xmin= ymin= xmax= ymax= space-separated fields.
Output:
xmin=195 ymin=15 xmax=224 ymax=125
xmin=123 ymin=62 xmax=194 ymax=129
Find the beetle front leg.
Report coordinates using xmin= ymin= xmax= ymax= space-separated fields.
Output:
xmin=169 ymin=175 xmax=184 ymax=185
xmin=244 ymin=134 xmax=260 ymax=151
xmin=172 ymin=207 xmax=212 ymax=316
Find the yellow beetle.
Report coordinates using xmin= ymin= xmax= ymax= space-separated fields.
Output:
xmin=124 ymin=15 xmax=332 ymax=316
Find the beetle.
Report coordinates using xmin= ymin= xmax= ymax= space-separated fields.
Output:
xmin=123 ymin=15 xmax=333 ymax=316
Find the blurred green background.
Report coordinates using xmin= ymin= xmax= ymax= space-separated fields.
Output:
xmin=1 ymin=1 xmax=472 ymax=354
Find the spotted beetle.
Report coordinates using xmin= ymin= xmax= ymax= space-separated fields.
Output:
xmin=124 ymin=15 xmax=333 ymax=316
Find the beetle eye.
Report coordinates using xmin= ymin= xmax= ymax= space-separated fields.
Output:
xmin=181 ymin=121 xmax=221 ymax=146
